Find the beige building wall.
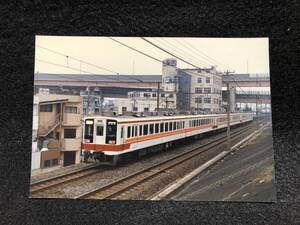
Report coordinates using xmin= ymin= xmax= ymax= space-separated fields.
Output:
xmin=36 ymin=94 xmax=83 ymax=169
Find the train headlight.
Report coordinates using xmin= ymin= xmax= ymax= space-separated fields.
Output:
xmin=90 ymin=150 xmax=94 ymax=154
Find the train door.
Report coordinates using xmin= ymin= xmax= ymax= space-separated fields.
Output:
xmin=84 ymin=119 xmax=94 ymax=143
xmin=119 ymin=125 xmax=125 ymax=145
xmin=106 ymin=120 xmax=117 ymax=144
xmin=95 ymin=119 xmax=105 ymax=144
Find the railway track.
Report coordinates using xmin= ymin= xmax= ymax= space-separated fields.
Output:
xmin=75 ymin=123 xmax=256 ymax=200
xmin=30 ymin=164 xmax=102 ymax=194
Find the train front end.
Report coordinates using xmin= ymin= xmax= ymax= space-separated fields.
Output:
xmin=82 ymin=117 xmax=119 ymax=165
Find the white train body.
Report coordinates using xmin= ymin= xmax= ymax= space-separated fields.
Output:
xmin=82 ymin=113 xmax=253 ymax=163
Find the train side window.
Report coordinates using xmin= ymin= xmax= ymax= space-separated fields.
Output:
xmin=149 ymin=124 xmax=154 ymax=134
xmin=143 ymin=124 xmax=148 ymax=135
xmin=155 ymin=123 xmax=159 ymax=133
xmin=134 ymin=126 xmax=138 ymax=137
xmin=174 ymin=122 xmax=177 ymax=130
xmin=96 ymin=125 xmax=104 ymax=136
xmin=160 ymin=123 xmax=164 ymax=132
xmin=131 ymin=126 xmax=134 ymax=137
xmin=139 ymin=125 xmax=143 ymax=136
xmin=127 ymin=126 xmax=131 ymax=138
xmin=169 ymin=122 xmax=173 ymax=131
xmin=165 ymin=122 xmax=169 ymax=132
xmin=121 ymin=127 xmax=124 ymax=138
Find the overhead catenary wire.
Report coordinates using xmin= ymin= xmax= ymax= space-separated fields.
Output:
xmin=140 ymin=37 xmax=203 ymax=69
xmin=173 ymin=38 xmax=220 ymax=67
xmin=180 ymin=39 xmax=234 ymax=71
xmin=37 ymin=45 xmax=119 ymax=74
xmin=153 ymin=38 xmax=209 ymax=68
xmin=36 ymin=58 xmax=143 ymax=83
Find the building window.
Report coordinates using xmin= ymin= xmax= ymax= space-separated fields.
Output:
xmin=64 ymin=128 xmax=76 ymax=138
xmin=96 ymin=126 xmax=104 ymax=136
xmin=43 ymin=160 xmax=51 ymax=168
xmin=197 ymin=77 xmax=202 ymax=83
xmin=52 ymin=158 xmax=58 ymax=166
xmin=122 ymin=107 xmax=127 ymax=112
xmin=152 ymin=93 xmax=157 ymax=97
xmin=204 ymin=88 xmax=211 ymax=94
xmin=161 ymin=93 xmax=165 ymax=97
xmin=195 ymin=88 xmax=202 ymax=93
xmin=204 ymin=97 xmax=211 ymax=104
xmin=144 ymin=107 xmax=149 ymax=112
xmin=169 ymin=94 xmax=174 ymax=98
xmin=206 ymin=77 xmax=211 ymax=83
xmin=40 ymin=104 xmax=53 ymax=112
xmin=144 ymin=93 xmax=151 ymax=97
xmin=133 ymin=107 xmax=138 ymax=111
xmin=65 ymin=106 xmax=77 ymax=113
xmin=195 ymin=97 xmax=202 ymax=103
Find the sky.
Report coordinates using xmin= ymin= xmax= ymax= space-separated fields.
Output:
xmin=35 ymin=36 xmax=270 ymax=76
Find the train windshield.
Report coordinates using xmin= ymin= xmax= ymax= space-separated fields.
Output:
xmin=84 ymin=119 xmax=94 ymax=143
xmin=106 ymin=119 xmax=117 ymax=144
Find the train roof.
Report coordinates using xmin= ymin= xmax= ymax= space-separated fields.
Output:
xmin=84 ymin=112 xmax=252 ymax=123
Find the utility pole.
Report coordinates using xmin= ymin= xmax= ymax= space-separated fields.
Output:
xmin=256 ymin=74 xmax=259 ymax=129
xmin=157 ymin=82 xmax=160 ymax=115
xmin=86 ymin=86 xmax=90 ymax=116
xmin=226 ymin=82 xmax=231 ymax=151
xmin=224 ymin=70 xmax=234 ymax=151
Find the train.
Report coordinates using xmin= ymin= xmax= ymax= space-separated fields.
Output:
xmin=82 ymin=113 xmax=253 ymax=165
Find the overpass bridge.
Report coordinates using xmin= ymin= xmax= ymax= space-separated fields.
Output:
xmin=222 ymin=74 xmax=270 ymax=88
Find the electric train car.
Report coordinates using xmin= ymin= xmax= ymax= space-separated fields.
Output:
xmin=82 ymin=113 xmax=253 ymax=165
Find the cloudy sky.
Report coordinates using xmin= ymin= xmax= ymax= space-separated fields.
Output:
xmin=35 ymin=36 xmax=270 ymax=75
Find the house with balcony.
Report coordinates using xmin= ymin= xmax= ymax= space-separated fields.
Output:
xmin=36 ymin=94 xmax=83 ymax=169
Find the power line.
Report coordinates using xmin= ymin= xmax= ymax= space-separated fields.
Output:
xmin=169 ymin=38 xmax=213 ymax=67
xmin=180 ymin=39 xmax=234 ymax=71
xmin=154 ymin=38 xmax=208 ymax=68
xmin=36 ymin=58 xmax=142 ymax=83
xmin=37 ymin=45 xmax=119 ymax=74
xmin=140 ymin=37 xmax=203 ymax=69
xmin=174 ymin=39 xmax=219 ymax=67
xmin=108 ymin=37 xmax=164 ymax=64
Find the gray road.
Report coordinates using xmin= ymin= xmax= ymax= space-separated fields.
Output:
xmin=168 ymin=126 xmax=277 ymax=202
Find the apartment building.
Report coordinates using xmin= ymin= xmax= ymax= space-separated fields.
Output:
xmin=36 ymin=94 xmax=83 ymax=169
xmin=162 ymin=58 xmax=222 ymax=112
